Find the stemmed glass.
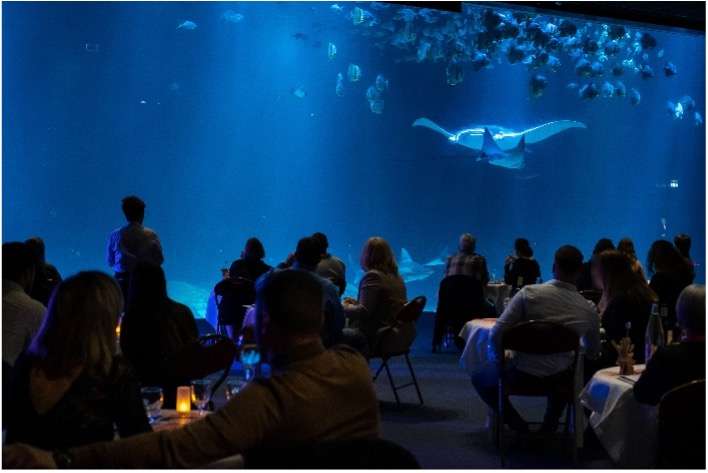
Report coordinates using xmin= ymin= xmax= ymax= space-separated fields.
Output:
xmin=240 ymin=344 xmax=261 ymax=382
xmin=191 ymin=379 xmax=211 ymax=416
xmin=141 ymin=387 xmax=164 ymax=424
xmin=225 ymin=377 xmax=248 ymax=402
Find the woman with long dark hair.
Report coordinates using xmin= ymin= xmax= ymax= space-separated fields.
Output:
xmin=647 ymin=240 xmax=694 ymax=337
xmin=5 ymin=272 xmax=150 ymax=449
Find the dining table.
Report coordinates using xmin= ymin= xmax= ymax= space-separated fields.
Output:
xmin=459 ymin=318 xmax=497 ymax=376
xmin=152 ymin=409 xmax=206 ymax=432
xmin=580 ymin=364 xmax=658 ymax=468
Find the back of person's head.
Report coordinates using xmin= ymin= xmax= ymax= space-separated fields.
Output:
xmin=676 ymin=284 xmax=705 ymax=337
xmin=647 ymin=239 xmax=689 ymax=276
xmin=360 ymin=236 xmax=399 ymax=276
xmin=121 ymin=195 xmax=146 ymax=223
xmin=597 ymin=250 xmax=655 ymax=304
xmin=311 ymin=232 xmax=329 ymax=256
xmin=294 ymin=237 xmax=322 ymax=270
xmin=28 ymin=271 xmax=122 ymax=379
xmin=257 ymin=269 xmax=323 ymax=338
xmin=2 ymin=242 xmax=36 ymax=289
xmin=553 ymin=245 xmax=584 ymax=282
xmin=127 ymin=261 xmax=168 ymax=313
xmin=24 ymin=237 xmax=46 ymax=265
xmin=674 ymin=233 xmax=692 ymax=259
xmin=459 ymin=233 xmax=476 ymax=254
xmin=243 ymin=237 xmax=266 ymax=261
xmin=617 ymin=238 xmax=637 ymax=261
xmin=592 ymin=238 xmax=615 ymax=256
xmin=514 ymin=238 xmax=533 ymax=258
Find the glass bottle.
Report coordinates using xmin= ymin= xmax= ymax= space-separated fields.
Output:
xmin=645 ymin=303 xmax=665 ymax=363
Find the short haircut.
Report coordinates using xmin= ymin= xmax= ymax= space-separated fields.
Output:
xmin=24 ymin=236 xmax=46 ymax=264
xmin=2 ymin=242 xmax=36 ymax=283
xmin=554 ymin=245 xmax=584 ymax=276
xmin=311 ymin=232 xmax=329 ymax=254
xmin=243 ymin=237 xmax=266 ymax=261
xmin=676 ymin=284 xmax=705 ymax=335
xmin=459 ymin=233 xmax=476 ymax=253
xmin=121 ymin=195 xmax=146 ymax=222
xmin=514 ymin=238 xmax=533 ymax=258
xmin=593 ymin=238 xmax=615 ymax=255
xmin=674 ymin=234 xmax=692 ymax=258
xmin=295 ymin=237 xmax=322 ymax=269
xmin=258 ymin=269 xmax=323 ymax=335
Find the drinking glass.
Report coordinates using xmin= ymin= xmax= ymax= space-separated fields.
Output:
xmin=191 ymin=380 xmax=211 ymax=416
xmin=240 ymin=344 xmax=261 ymax=381
xmin=141 ymin=387 xmax=164 ymax=424
xmin=225 ymin=377 xmax=247 ymax=402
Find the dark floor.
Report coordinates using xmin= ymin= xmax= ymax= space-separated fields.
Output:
xmin=205 ymin=315 xmax=616 ymax=468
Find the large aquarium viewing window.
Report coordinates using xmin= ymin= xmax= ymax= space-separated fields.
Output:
xmin=3 ymin=1 xmax=705 ymax=318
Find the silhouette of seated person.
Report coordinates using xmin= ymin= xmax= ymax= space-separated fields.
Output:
xmin=445 ymin=233 xmax=490 ymax=286
xmin=576 ymin=238 xmax=614 ymax=292
xmin=24 ymin=237 xmax=62 ymax=307
xmin=312 ymin=232 xmax=347 ymax=296
xmin=120 ymin=262 xmax=234 ymax=408
xmin=503 ymin=238 xmax=541 ymax=291
xmin=228 ymin=238 xmax=271 ymax=282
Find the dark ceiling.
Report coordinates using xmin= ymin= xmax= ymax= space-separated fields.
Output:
xmin=389 ymin=1 xmax=705 ymax=32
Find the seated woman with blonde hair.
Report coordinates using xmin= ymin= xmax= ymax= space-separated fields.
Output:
xmin=5 ymin=272 xmax=151 ymax=450
xmin=343 ymin=237 xmax=407 ymax=354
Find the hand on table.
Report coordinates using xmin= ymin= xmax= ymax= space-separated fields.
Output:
xmin=3 ymin=444 xmax=57 ymax=469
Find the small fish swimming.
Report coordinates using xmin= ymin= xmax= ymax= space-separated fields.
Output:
xmin=221 ymin=10 xmax=244 ymax=23
xmin=291 ymin=86 xmax=306 ymax=99
xmin=417 ymin=41 xmax=431 ymax=62
xmin=375 ymin=74 xmax=388 ymax=92
xmin=330 ymin=4 xmax=344 ymax=12
xmin=613 ymin=81 xmax=626 ymax=98
xmin=578 ymin=82 xmax=599 ymax=100
xmin=446 ymin=61 xmax=464 ymax=86
xmin=530 ymin=74 xmax=548 ymax=98
xmin=600 ymin=81 xmax=614 ymax=98
xmin=177 ymin=20 xmax=197 ymax=30
xmin=695 ymin=112 xmax=703 ymax=127
xmin=566 ymin=82 xmax=578 ymax=90
xmin=335 ymin=72 xmax=344 ymax=97
xmin=639 ymin=64 xmax=654 ymax=79
xmin=680 ymin=95 xmax=696 ymax=112
xmin=667 ymin=101 xmax=684 ymax=119
xmin=327 ymin=42 xmax=337 ymax=60
xmin=347 ymin=63 xmax=362 ymax=82
xmin=629 ymin=88 xmax=641 ymax=106
xmin=663 ymin=62 xmax=677 ymax=77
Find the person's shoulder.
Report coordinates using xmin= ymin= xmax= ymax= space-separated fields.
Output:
xmin=169 ymin=299 xmax=194 ymax=317
xmin=327 ymin=344 xmax=370 ymax=371
xmin=142 ymin=227 xmax=159 ymax=238
xmin=25 ymin=295 xmax=46 ymax=319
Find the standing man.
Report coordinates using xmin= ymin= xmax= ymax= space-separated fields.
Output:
xmin=107 ymin=196 xmax=164 ymax=302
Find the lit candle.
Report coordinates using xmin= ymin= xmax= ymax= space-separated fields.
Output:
xmin=176 ymin=386 xmax=191 ymax=417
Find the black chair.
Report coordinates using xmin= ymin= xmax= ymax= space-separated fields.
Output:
xmin=434 ymin=275 xmax=493 ymax=352
xmin=371 ymin=296 xmax=426 ymax=405
xmin=657 ymin=379 xmax=706 ymax=468
xmin=498 ymin=320 xmax=581 ymax=466
xmin=213 ymin=277 xmax=256 ymax=340
xmin=243 ymin=437 xmax=420 ymax=468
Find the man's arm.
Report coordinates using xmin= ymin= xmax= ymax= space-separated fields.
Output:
xmin=489 ymin=290 xmax=526 ymax=362
xmin=106 ymin=232 xmax=116 ymax=268
xmin=69 ymin=381 xmax=281 ymax=468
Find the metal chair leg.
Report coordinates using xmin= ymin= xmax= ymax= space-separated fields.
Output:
xmin=498 ymin=381 xmax=506 ymax=468
xmin=404 ymin=353 xmax=424 ymax=405
xmin=383 ymin=360 xmax=401 ymax=405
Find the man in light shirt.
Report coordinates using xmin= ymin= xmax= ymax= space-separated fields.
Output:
xmin=106 ymin=196 xmax=164 ymax=301
xmin=472 ymin=245 xmax=600 ymax=433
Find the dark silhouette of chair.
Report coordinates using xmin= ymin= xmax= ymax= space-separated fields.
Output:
xmin=579 ymin=289 xmax=602 ymax=304
xmin=171 ymin=334 xmax=237 ymax=411
xmin=371 ymin=296 xmax=427 ymax=405
xmin=213 ymin=277 xmax=256 ymax=339
xmin=497 ymin=320 xmax=581 ymax=466
xmin=657 ymin=379 xmax=706 ymax=468
xmin=242 ymin=437 xmax=420 ymax=468
xmin=434 ymin=275 xmax=494 ymax=352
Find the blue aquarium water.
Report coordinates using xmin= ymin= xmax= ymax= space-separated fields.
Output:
xmin=3 ymin=2 xmax=705 ymax=318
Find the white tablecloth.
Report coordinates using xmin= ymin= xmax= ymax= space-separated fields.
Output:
xmin=580 ymin=365 xmax=658 ymax=467
xmin=485 ymin=283 xmax=512 ymax=314
xmin=459 ymin=318 xmax=497 ymax=376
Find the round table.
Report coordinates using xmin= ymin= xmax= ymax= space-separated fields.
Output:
xmin=484 ymin=283 xmax=512 ymax=314
xmin=580 ymin=365 xmax=658 ymax=467
xmin=458 ymin=318 xmax=497 ymax=376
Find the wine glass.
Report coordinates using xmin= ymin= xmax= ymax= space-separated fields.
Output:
xmin=191 ymin=380 xmax=211 ymax=416
xmin=141 ymin=387 xmax=163 ymax=424
xmin=225 ymin=377 xmax=247 ymax=402
xmin=240 ymin=344 xmax=261 ymax=381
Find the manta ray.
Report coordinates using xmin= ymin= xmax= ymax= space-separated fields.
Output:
xmin=412 ymin=118 xmax=586 ymax=170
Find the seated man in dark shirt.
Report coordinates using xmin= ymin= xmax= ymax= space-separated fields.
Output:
xmin=24 ymin=237 xmax=62 ymax=306
xmin=634 ymin=284 xmax=705 ymax=405
xmin=3 ymin=269 xmax=381 ymax=469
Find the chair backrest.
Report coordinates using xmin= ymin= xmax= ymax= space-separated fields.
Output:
xmin=502 ymin=320 xmax=580 ymax=355
xmin=397 ymin=296 xmax=427 ymax=323
xmin=658 ymin=379 xmax=706 ymax=468
xmin=243 ymin=437 xmax=420 ymax=469
xmin=437 ymin=275 xmax=484 ymax=313
xmin=213 ymin=277 xmax=256 ymax=327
